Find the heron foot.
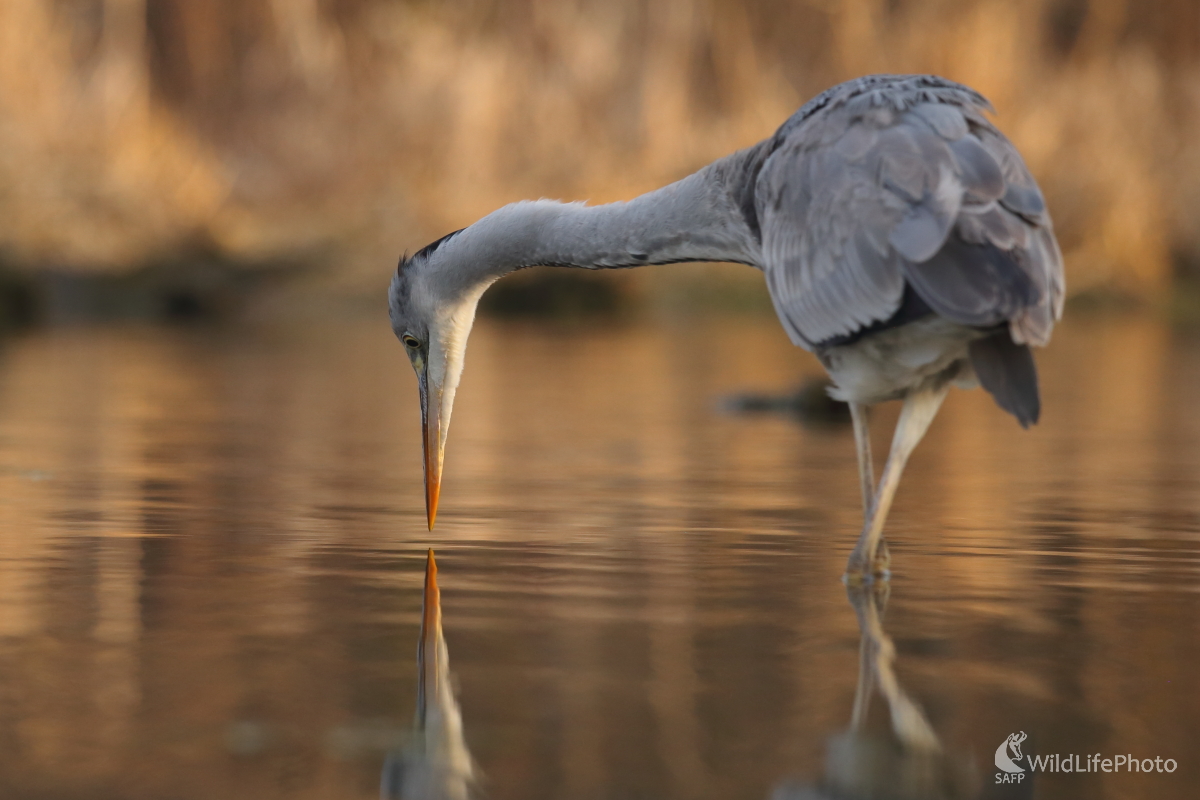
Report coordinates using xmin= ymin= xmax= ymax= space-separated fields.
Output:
xmin=841 ymin=566 xmax=891 ymax=586
xmin=843 ymin=538 xmax=891 ymax=585
xmin=873 ymin=538 xmax=891 ymax=574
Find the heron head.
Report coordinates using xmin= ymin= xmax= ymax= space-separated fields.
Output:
xmin=390 ymin=231 xmax=487 ymax=530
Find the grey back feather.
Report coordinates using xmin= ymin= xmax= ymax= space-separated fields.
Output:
xmin=755 ymin=75 xmax=1063 ymax=350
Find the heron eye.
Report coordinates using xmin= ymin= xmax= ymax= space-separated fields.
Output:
xmin=403 ymin=335 xmax=420 ymax=349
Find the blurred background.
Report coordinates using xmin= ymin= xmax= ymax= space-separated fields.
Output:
xmin=2 ymin=4 xmax=1200 ymax=800
xmin=1 ymin=0 xmax=1199 ymax=321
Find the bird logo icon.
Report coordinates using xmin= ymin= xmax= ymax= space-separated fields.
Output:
xmin=995 ymin=731 xmax=1028 ymax=773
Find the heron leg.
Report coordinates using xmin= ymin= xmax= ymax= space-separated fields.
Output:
xmin=849 ymin=403 xmax=875 ymax=515
xmin=849 ymin=402 xmax=889 ymax=571
xmin=845 ymin=383 xmax=949 ymax=582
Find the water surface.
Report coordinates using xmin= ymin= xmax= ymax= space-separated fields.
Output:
xmin=0 ymin=313 xmax=1196 ymax=799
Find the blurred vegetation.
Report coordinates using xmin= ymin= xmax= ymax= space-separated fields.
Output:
xmin=2 ymin=0 xmax=1200 ymax=318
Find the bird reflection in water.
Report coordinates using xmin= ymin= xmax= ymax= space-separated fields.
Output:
xmin=772 ymin=585 xmax=980 ymax=800
xmin=378 ymin=554 xmax=982 ymax=799
xmin=381 ymin=550 xmax=476 ymax=800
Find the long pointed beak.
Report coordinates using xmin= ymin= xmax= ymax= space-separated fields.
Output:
xmin=419 ymin=370 xmax=443 ymax=530
xmin=416 ymin=548 xmax=441 ymax=728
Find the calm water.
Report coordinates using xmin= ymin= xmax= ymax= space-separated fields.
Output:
xmin=0 ymin=312 xmax=1196 ymax=800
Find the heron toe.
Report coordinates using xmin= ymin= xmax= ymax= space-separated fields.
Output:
xmin=873 ymin=538 xmax=891 ymax=576
xmin=844 ymin=538 xmax=892 ymax=585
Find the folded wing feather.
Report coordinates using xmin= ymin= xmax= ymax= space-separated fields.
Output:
xmin=758 ymin=83 xmax=1063 ymax=351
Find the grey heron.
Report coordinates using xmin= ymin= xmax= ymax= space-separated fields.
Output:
xmin=389 ymin=74 xmax=1064 ymax=580
xmin=380 ymin=549 xmax=475 ymax=800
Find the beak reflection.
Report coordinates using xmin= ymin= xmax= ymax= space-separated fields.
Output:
xmin=380 ymin=549 xmax=474 ymax=800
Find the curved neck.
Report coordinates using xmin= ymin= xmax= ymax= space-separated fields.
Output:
xmin=413 ymin=150 xmax=766 ymax=304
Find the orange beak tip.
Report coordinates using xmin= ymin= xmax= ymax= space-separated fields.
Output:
xmin=425 ymin=482 xmax=441 ymax=531
xmin=424 ymin=494 xmax=439 ymax=532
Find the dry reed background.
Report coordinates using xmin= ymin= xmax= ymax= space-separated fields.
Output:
xmin=2 ymin=0 xmax=1199 ymax=306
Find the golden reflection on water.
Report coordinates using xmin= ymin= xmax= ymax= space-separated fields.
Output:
xmin=0 ymin=313 xmax=1196 ymax=799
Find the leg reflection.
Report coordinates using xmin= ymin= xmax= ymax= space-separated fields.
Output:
xmin=772 ymin=584 xmax=979 ymax=800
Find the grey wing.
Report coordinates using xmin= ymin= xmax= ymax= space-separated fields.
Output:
xmin=757 ymin=98 xmax=1064 ymax=350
